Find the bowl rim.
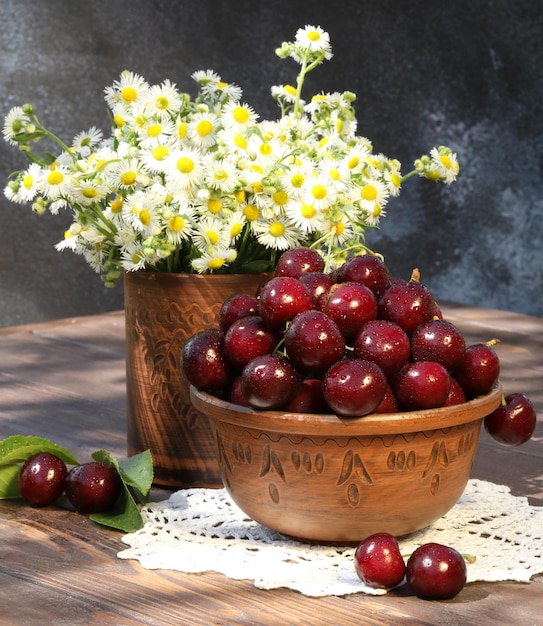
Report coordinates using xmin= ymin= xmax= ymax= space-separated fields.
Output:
xmin=190 ymin=383 xmax=503 ymax=436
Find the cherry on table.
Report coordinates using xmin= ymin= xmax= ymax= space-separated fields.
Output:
xmin=338 ymin=254 xmax=391 ymax=297
xmin=411 ymin=319 xmax=466 ymax=370
xmin=354 ymin=532 xmax=406 ymax=589
xmin=65 ymin=461 xmax=122 ymax=514
xmin=258 ymin=276 xmax=315 ymax=330
xmin=223 ymin=315 xmax=279 ymax=370
xmin=406 ymin=542 xmax=467 ymax=600
xmin=18 ymin=452 xmax=68 ymax=507
xmin=353 ymin=319 xmax=411 ymax=378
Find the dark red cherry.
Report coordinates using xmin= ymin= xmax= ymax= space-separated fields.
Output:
xmin=354 ymin=319 xmax=411 ymax=378
xmin=354 ymin=532 xmax=406 ymax=589
xmin=453 ymin=342 xmax=500 ymax=399
xmin=318 ymin=282 xmax=377 ymax=340
xmin=181 ymin=328 xmax=233 ymax=392
xmin=258 ymin=276 xmax=315 ymax=330
xmin=323 ymin=359 xmax=387 ymax=417
xmin=223 ymin=315 xmax=279 ymax=370
xmin=406 ymin=543 xmax=467 ymax=600
xmin=274 ymin=247 xmax=324 ymax=278
xmin=18 ymin=452 xmax=68 ymax=507
xmin=394 ymin=361 xmax=451 ymax=410
xmin=284 ymin=310 xmax=345 ymax=377
xmin=484 ymin=393 xmax=537 ymax=445
xmin=378 ymin=271 xmax=436 ymax=335
xmin=218 ymin=293 xmax=259 ymax=333
xmin=411 ymin=319 xmax=466 ymax=370
xmin=339 ymin=254 xmax=391 ymax=296
xmin=240 ymin=354 xmax=302 ymax=409
xmin=65 ymin=462 xmax=123 ymax=514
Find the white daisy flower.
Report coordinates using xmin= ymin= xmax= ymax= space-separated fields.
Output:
xmin=220 ymin=101 xmax=258 ymax=132
xmin=192 ymin=247 xmax=237 ymax=273
xmin=17 ymin=163 xmax=43 ymax=201
xmin=3 ymin=106 xmax=30 ymax=144
xmin=192 ymin=216 xmax=230 ymax=251
xmin=164 ymin=148 xmax=204 ymax=192
xmin=123 ymin=191 xmax=161 ymax=237
xmin=72 ymin=127 xmax=103 ymax=153
xmin=104 ymin=71 xmax=150 ymax=109
xmin=120 ymin=241 xmax=149 ymax=271
xmin=145 ymin=79 xmax=182 ymax=120
xmin=40 ymin=164 xmax=71 ymax=199
xmin=204 ymin=157 xmax=240 ymax=193
xmin=252 ymin=216 xmax=302 ymax=250
xmin=188 ymin=111 xmax=221 ymax=149
xmin=303 ymin=175 xmax=337 ymax=210
xmin=294 ymin=25 xmax=333 ymax=60
xmin=285 ymin=200 xmax=325 ymax=234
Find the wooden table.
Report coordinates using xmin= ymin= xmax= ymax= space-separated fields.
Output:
xmin=0 ymin=303 xmax=541 ymax=625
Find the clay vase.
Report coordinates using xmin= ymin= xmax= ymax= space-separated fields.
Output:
xmin=124 ymin=270 xmax=268 ymax=489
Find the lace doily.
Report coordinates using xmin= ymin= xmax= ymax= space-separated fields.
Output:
xmin=118 ymin=479 xmax=543 ymax=597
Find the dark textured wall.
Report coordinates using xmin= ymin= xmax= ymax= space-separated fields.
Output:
xmin=1 ymin=0 xmax=542 ymax=326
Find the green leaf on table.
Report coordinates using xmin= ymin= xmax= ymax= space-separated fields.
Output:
xmin=0 ymin=464 xmax=22 ymax=499
xmin=90 ymin=448 xmax=153 ymax=533
xmin=0 ymin=435 xmax=79 ymax=466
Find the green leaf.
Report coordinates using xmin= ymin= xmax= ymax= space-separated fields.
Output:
xmin=0 ymin=435 xmax=79 ymax=466
xmin=90 ymin=484 xmax=145 ymax=533
xmin=118 ymin=450 xmax=153 ymax=496
xmin=90 ymin=448 xmax=153 ymax=533
xmin=0 ymin=464 xmax=22 ymax=499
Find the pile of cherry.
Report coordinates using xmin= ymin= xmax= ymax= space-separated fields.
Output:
xmin=183 ymin=246 xmax=536 ymax=447
xmin=183 ymin=247 xmax=538 ymax=599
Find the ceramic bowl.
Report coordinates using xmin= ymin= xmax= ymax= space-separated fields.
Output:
xmin=190 ymin=384 xmax=502 ymax=543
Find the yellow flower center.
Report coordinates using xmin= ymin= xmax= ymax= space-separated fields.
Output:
xmin=208 ymin=257 xmax=225 ymax=270
xmin=23 ymin=174 xmax=34 ymax=190
xmin=206 ymin=230 xmax=220 ymax=245
xmin=233 ymin=106 xmax=250 ymax=124
xmin=243 ymin=204 xmax=259 ymax=221
xmin=329 ymin=168 xmax=341 ymax=181
xmin=273 ymin=190 xmax=289 ymax=206
xmin=301 ymin=203 xmax=317 ymax=218
xmin=121 ymin=86 xmax=137 ymax=103
xmin=152 ymin=145 xmax=169 ymax=161
xmin=139 ymin=209 xmax=151 ymax=226
xmin=307 ymin=30 xmax=321 ymax=42
xmin=439 ymin=154 xmax=452 ymax=169
xmin=333 ymin=221 xmax=345 ymax=235
xmin=177 ymin=157 xmax=194 ymax=174
xmin=177 ymin=122 xmax=187 ymax=139
xmin=284 ymin=84 xmax=297 ymax=97
xmin=347 ymin=156 xmax=360 ymax=169
xmin=208 ymin=198 xmax=223 ymax=214
xmin=113 ymin=114 xmax=125 ymax=128
xmin=235 ymin=190 xmax=245 ymax=203
xmin=290 ymin=173 xmax=304 ymax=188
xmin=111 ymin=196 xmax=124 ymax=213
xmin=234 ymin=135 xmax=248 ymax=149
xmin=168 ymin=215 xmax=184 ymax=232
xmin=214 ymin=169 xmax=228 ymax=183
xmin=47 ymin=170 xmax=64 ymax=186
xmin=252 ymin=181 xmax=264 ymax=194
xmin=390 ymin=172 xmax=401 ymax=188
xmin=155 ymin=96 xmax=169 ymax=110
xmin=230 ymin=222 xmax=242 ymax=237
xmin=269 ymin=221 xmax=285 ymax=238
xmin=259 ymin=143 xmax=272 ymax=157
xmin=82 ymin=187 xmax=98 ymax=199
xmin=196 ymin=120 xmax=213 ymax=136
xmin=311 ymin=184 xmax=327 ymax=200
xmin=147 ymin=124 xmax=163 ymax=138
xmin=361 ymin=184 xmax=377 ymax=201
xmin=120 ymin=171 xmax=137 ymax=186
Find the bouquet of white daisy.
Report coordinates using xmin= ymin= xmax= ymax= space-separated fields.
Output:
xmin=3 ymin=25 xmax=458 ymax=286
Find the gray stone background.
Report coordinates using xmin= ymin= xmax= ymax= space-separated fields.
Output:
xmin=1 ymin=0 xmax=542 ymax=326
